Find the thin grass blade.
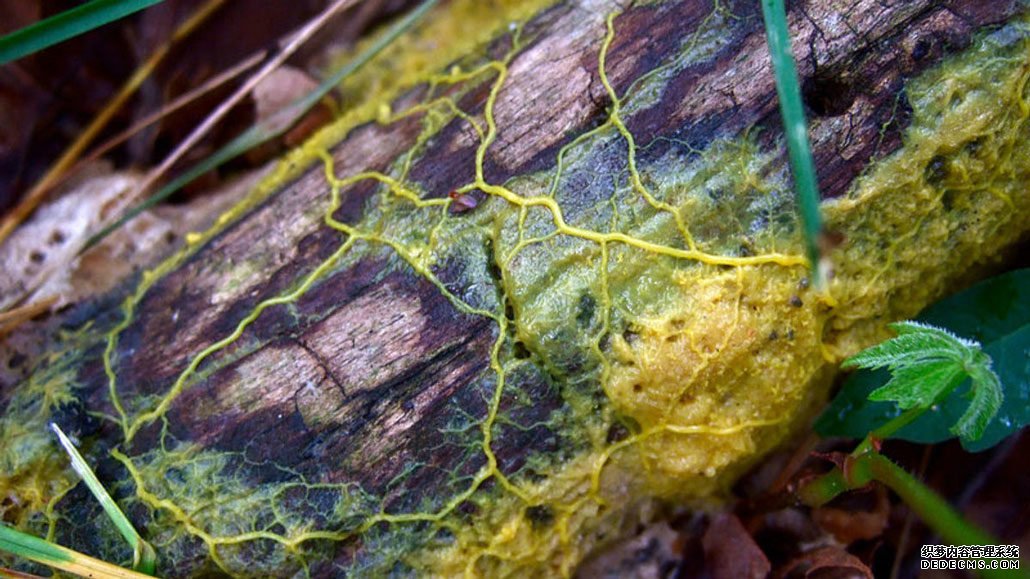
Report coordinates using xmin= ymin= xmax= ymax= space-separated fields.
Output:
xmin=50 ymin=424 xmax=156 ymax=574
xmin=0 ymin=0 xmax=224 ymax=249
xmin=0 ymin=0 xmax=165 ymax=65
xmin=760 ymin=0 xmax=826 ymax=287
xmin=0 ymin=525 xmax=151 ymax=579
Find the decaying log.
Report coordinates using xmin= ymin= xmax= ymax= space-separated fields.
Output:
xmin=2 ymin=0 xmax=1029 ymax=576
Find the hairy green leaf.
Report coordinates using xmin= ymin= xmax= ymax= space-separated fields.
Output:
xmin=954 ymin=361 xmax=1004 ymax=442
xmin=843 ymin=321 xmax=992 ymax=433
xmin=866 ymin=359 xmax=966 ymax=409
xmin=818 ymin=269 xmax=1029 ymax=450
xmin=843 ymin=321 xmax=976 ymax=371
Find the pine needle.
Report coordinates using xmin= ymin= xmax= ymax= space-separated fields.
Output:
xmin=0 ymin=296 xmax=57 ymax=338
xmin=124 ymin=0 xmax=364 ymax=218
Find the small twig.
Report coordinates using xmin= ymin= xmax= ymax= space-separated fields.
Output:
xmin=81 ymin=50 xmax=267 ymax=169
xmin=769 ymin=432 xmax=820 ymax=493
xmin=0 ymin=296 xmax=58 ymax=338
xmin=83 ymin=0 xmax=440 ymax=252
xmin=29 ymin=50 xmax=265 ymax=207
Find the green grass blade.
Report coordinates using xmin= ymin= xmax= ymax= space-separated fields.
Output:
xmin=760 ymin=0 xmax=826 ymax=287
xmin=0 ymin=525 xmax=151 ymax=578
xmin=50 ymin=424 xmax=156 ymax=574
xmin=0 ymin=0 xmax=165 ymax=65
xmin=0 ymin=526 xmax=72 ymax=568
xmin=83 ymin=0 xmax=440 ymax=252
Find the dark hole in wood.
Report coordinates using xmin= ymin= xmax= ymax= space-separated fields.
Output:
xmin=912 ymin=37 xmax=932 ymax=62
xmin=7 ymin=351 xmax=26 ymax=369
xmin=925 ymin=155 xmax=949 ymax=184
xmin=525 ymin=504 xmax=554 ymax=528
xmin=513 ymin=341 xmax=531 ymax=359
xmin=606 ymin=421 xmax=630 ymax=443
xmin=802 ymin=73 xmax=855 ymax=117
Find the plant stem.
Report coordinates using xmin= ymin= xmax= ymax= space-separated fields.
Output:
xmin=852 ymin=407 xmax=925 ymax=454
xmin=83 ymin=0 xmax=440 ymax=252
xmin=797 ymin=466 xmax=849 ymax=507
xmin=853 ymin=453 xmax=997 ymax=546
xmin=798 ymin=450 xmax=1024 ymax=579
xmin=760 ymin=0 xmax=826 ymax=288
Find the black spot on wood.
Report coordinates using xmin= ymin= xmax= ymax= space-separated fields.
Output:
xmin=912 ymin=37 xmax=932 ymax=62
xmin=525 ymin=504 xmax=554 ymax=528
xmin=606 ymin=421 xmax=630 ymax=443
xmin=514 ymin=341 xmax=531 ymax=359
xmin=802 ymin=73 xmax=855 ymax=117
xmin=576 ymin=294 xmax=596 ymax=327
xmin=925 ymin=155 xmax=949 ymax=184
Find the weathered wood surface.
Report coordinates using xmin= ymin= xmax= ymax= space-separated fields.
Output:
xmin=2 ymin=0 xmax=1028 ymax=576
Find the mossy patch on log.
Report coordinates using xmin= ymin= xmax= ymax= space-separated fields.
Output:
xmin=1 ymin=0 xmax=1029 ymax=577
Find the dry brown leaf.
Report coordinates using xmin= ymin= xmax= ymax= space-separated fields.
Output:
xmin=575 ymin=520 xmax=683 ymax=579
xmin=812 ymin=485 xmax=890 ymax=545
xmin=0 ymin=161 xmax=268 ymax=316
xmin=68 ymin=165 xmax=269 ymax=302
xmin=0 ymin=164 xmax=141 ymax=311
xmin=774 ymin=546 xmax=873 ymax=579
xmin=251 ymin=65 xmax=335 ymax=151
xmin=702 ymin=513 xmax=771 ymax=579
xmin=252 ymin=65 xmax=320 ymax=124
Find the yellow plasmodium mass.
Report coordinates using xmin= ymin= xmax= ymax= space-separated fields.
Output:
xmin=824 ymin=22 xmax=1030 ymax=351
xmin=417 ymin=13 xmax=1030 ymax=578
